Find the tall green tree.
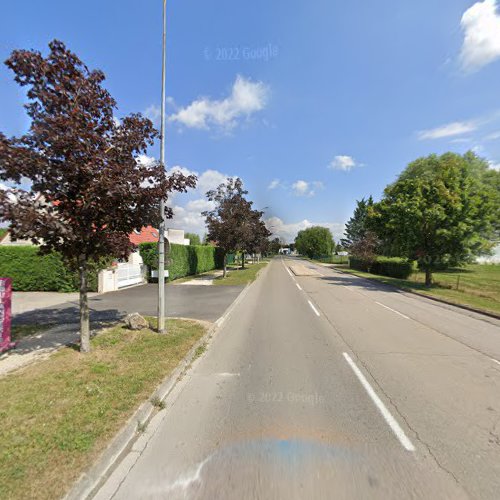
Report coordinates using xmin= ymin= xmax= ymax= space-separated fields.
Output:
xmin=0 ymin=41 xmax=196 ymax=351
xmin=185 ymin=232 xmax=201 ymax=245
xmin=341 ymin=196 xmax=374 ymax=249
xmin=370 ymin=152 xmax=498 ymax=286
xmin=295 ymin=226 xmax=334 ymax=259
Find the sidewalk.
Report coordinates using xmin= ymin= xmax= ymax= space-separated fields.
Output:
xmin=175 ymin=270 xmax=224 ymax=286
xmin=12 ymin=291 xmax=98 ymax=315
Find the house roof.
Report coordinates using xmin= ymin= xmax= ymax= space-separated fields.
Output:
xmin=129 ymin=226 xmax=159 ymax=245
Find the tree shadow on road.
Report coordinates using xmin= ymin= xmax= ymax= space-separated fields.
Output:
xmin=11 ymin=306 xmax=123 ymax=355
xmin=318 ymin=274 xmax=406 ymax=294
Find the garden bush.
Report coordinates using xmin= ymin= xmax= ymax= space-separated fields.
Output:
xmin=0 ymin=246 xmax=101 ymax=292
xmin=349 ymin=256 xmax=415 ymax=279
xmin=139 ymin=243 xmax=224 ymax=280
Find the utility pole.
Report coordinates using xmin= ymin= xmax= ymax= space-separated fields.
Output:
xmin=157 ymin=0 xmax=167 ymax=333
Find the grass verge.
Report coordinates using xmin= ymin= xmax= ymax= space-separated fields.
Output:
xmin=0 ymin=318 xmax=206 ymax=500
xmin=337 ymin=264 xmax=500 ymax=316
xmin=213 ymin=261 xmax=268 ymax=286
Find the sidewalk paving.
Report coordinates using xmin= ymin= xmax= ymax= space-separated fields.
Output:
xmin=176 ymin=270 xmax=224 ymax=286
xmin=12 ymin=291 xmax=98 ymax=315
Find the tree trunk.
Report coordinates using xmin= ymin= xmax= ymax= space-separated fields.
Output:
xmin=223 ymin=254 xmax=227 ymax=278
xmin=79 ymin=254 xmax=91 ymax=353
xmin=241 ymin=253 xmax=245 ymax=270
xmin=425 ymin=268 xmax=432 ymax=287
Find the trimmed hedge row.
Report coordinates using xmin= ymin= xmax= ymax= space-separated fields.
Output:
xmin=349 ymin=256 xmax=415 ymax=279
xmin=0 ymin=246 xmax=100 ymax=292
xmin=139 ymin=243 xmax=224 ymax=281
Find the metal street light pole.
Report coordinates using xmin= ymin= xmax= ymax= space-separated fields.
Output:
xmin=157 ymin=0 xmax=167 ymax=333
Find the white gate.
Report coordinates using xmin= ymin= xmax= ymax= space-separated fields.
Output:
xmin=116 ymin=262 xmax=143 ymax=289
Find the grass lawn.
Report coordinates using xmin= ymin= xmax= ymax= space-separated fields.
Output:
xmin=337 ymin=264 xmax=500 ymax=315
xmin=0 ymin=318 xmax=206 ymax=500
xmin=213 ymin=261 xmax=268 ymax=286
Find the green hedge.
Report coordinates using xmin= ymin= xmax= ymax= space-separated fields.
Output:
xmin=0 ymin=246 xmax=100 ymax=292
xmin=349 ymin=256 xmax=415 ymax=279
xmin=139 ymin=243 xmax=224 ymax=281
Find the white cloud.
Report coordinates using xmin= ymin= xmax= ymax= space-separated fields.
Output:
xmin=265 ymin=216 xmax=345 ymax=243
xmin=168 ymin=202 xmax=205 ymax=235
xmin=268 ymin=179 xmax=281 ymax=190
xmin=417 ymin=120 xmax=478 ymax=140
xmin=136 ymin=154 xmax=157 ymax=167
xmin=167 ymin=168 xmax=235 ymax=234
xmin=167 ymin=165 xmax=196 ymax=178
xmin=168 ymin=197 xmax=216 ymax=236
xmin=488 ymin=160 xmax=500 ymax=170
xmin=169 ymin=75 xmax=269 ymax=130
xmin=144 ymin=104 xmax=162 ymax=124
xmin=291 ymin=180 xmax=324 ymax=197
xmin=292 ymin=180 xmax=309 ymax=196
xmin=460 ymin=0 xmax=500 ymax=72
xmin=196 ymin=169 xmax=230 ymax=194
xmin=328 ymin=155 xmax=358 ymax=171
xmin=185 ymin=198 xmax=215 ymax=212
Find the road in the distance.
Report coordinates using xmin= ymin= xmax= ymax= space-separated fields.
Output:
xmin=94 ymin=257 xmax=500 ymax=499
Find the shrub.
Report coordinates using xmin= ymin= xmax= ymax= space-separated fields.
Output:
xmin=349 ymin=256 xmax=415 ymax=279
xmin=139 ymin=243 xmax=224 ymax=280
xmin=0 ymin=246 xmax=101 ymax=292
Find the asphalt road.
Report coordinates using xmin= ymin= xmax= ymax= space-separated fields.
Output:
xmin=12 ymin=283 xmax=244 ymax=326
xmin=94 ymin=257 xmax=500 ymax=499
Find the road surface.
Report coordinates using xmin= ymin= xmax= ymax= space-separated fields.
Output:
xmin=94 ymin=257 xmax=500 ymax=499
xmin=13 ymin=283 xmax=244 ymax=327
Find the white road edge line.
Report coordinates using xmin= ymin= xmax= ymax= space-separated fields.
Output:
xmin=308 ymin=300 xmax=320 ymax=317
xmin=375 ymin=301 xmax=410 ymax=320
xmin=342 ymin=352 xmax=415 ymax=452
xmin=296 ymin=283 xmax=302 ymax=291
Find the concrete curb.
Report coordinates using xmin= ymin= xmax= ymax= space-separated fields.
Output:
xmin=333 ymin=267 xmax=500 ymax=324
xmin=64 ymin=319 xmax=215 ymax=500
xmin=64 ymin=262 xmax=269 ymax=500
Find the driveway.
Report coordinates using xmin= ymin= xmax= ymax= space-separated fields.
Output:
xmin=12 ymin=283 xmax=244 ymax=327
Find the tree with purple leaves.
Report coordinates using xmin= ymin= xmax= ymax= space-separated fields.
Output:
xmin=0 ymin=41 xmax=196 ymax=351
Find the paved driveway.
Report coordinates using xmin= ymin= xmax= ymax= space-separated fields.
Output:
xmin=12 ymin=283 xmax=244 ymax=327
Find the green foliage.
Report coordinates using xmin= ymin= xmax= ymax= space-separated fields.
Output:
xmin=349 ymin=256 xmax=415 ymax=279
xmin=268 ymin=237 xmax=282 ymax=254
xmin=139 ymin=243 xmax=224 ymax=280
xmin=185 ymin=232 xmax=201 ymax=246
xmin=370 ymin=152 xmax=499 ymax=284
xmin=0 ymin=246 xmax=102 ymax=292
xmin=295 ymin=226 xmax=334 ymax=259
xmin=341 ymin=196 xmax=374 ymax=249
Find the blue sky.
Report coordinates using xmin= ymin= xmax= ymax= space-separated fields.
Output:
xmin=1 ymin=0 xmax=500 ymax=241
